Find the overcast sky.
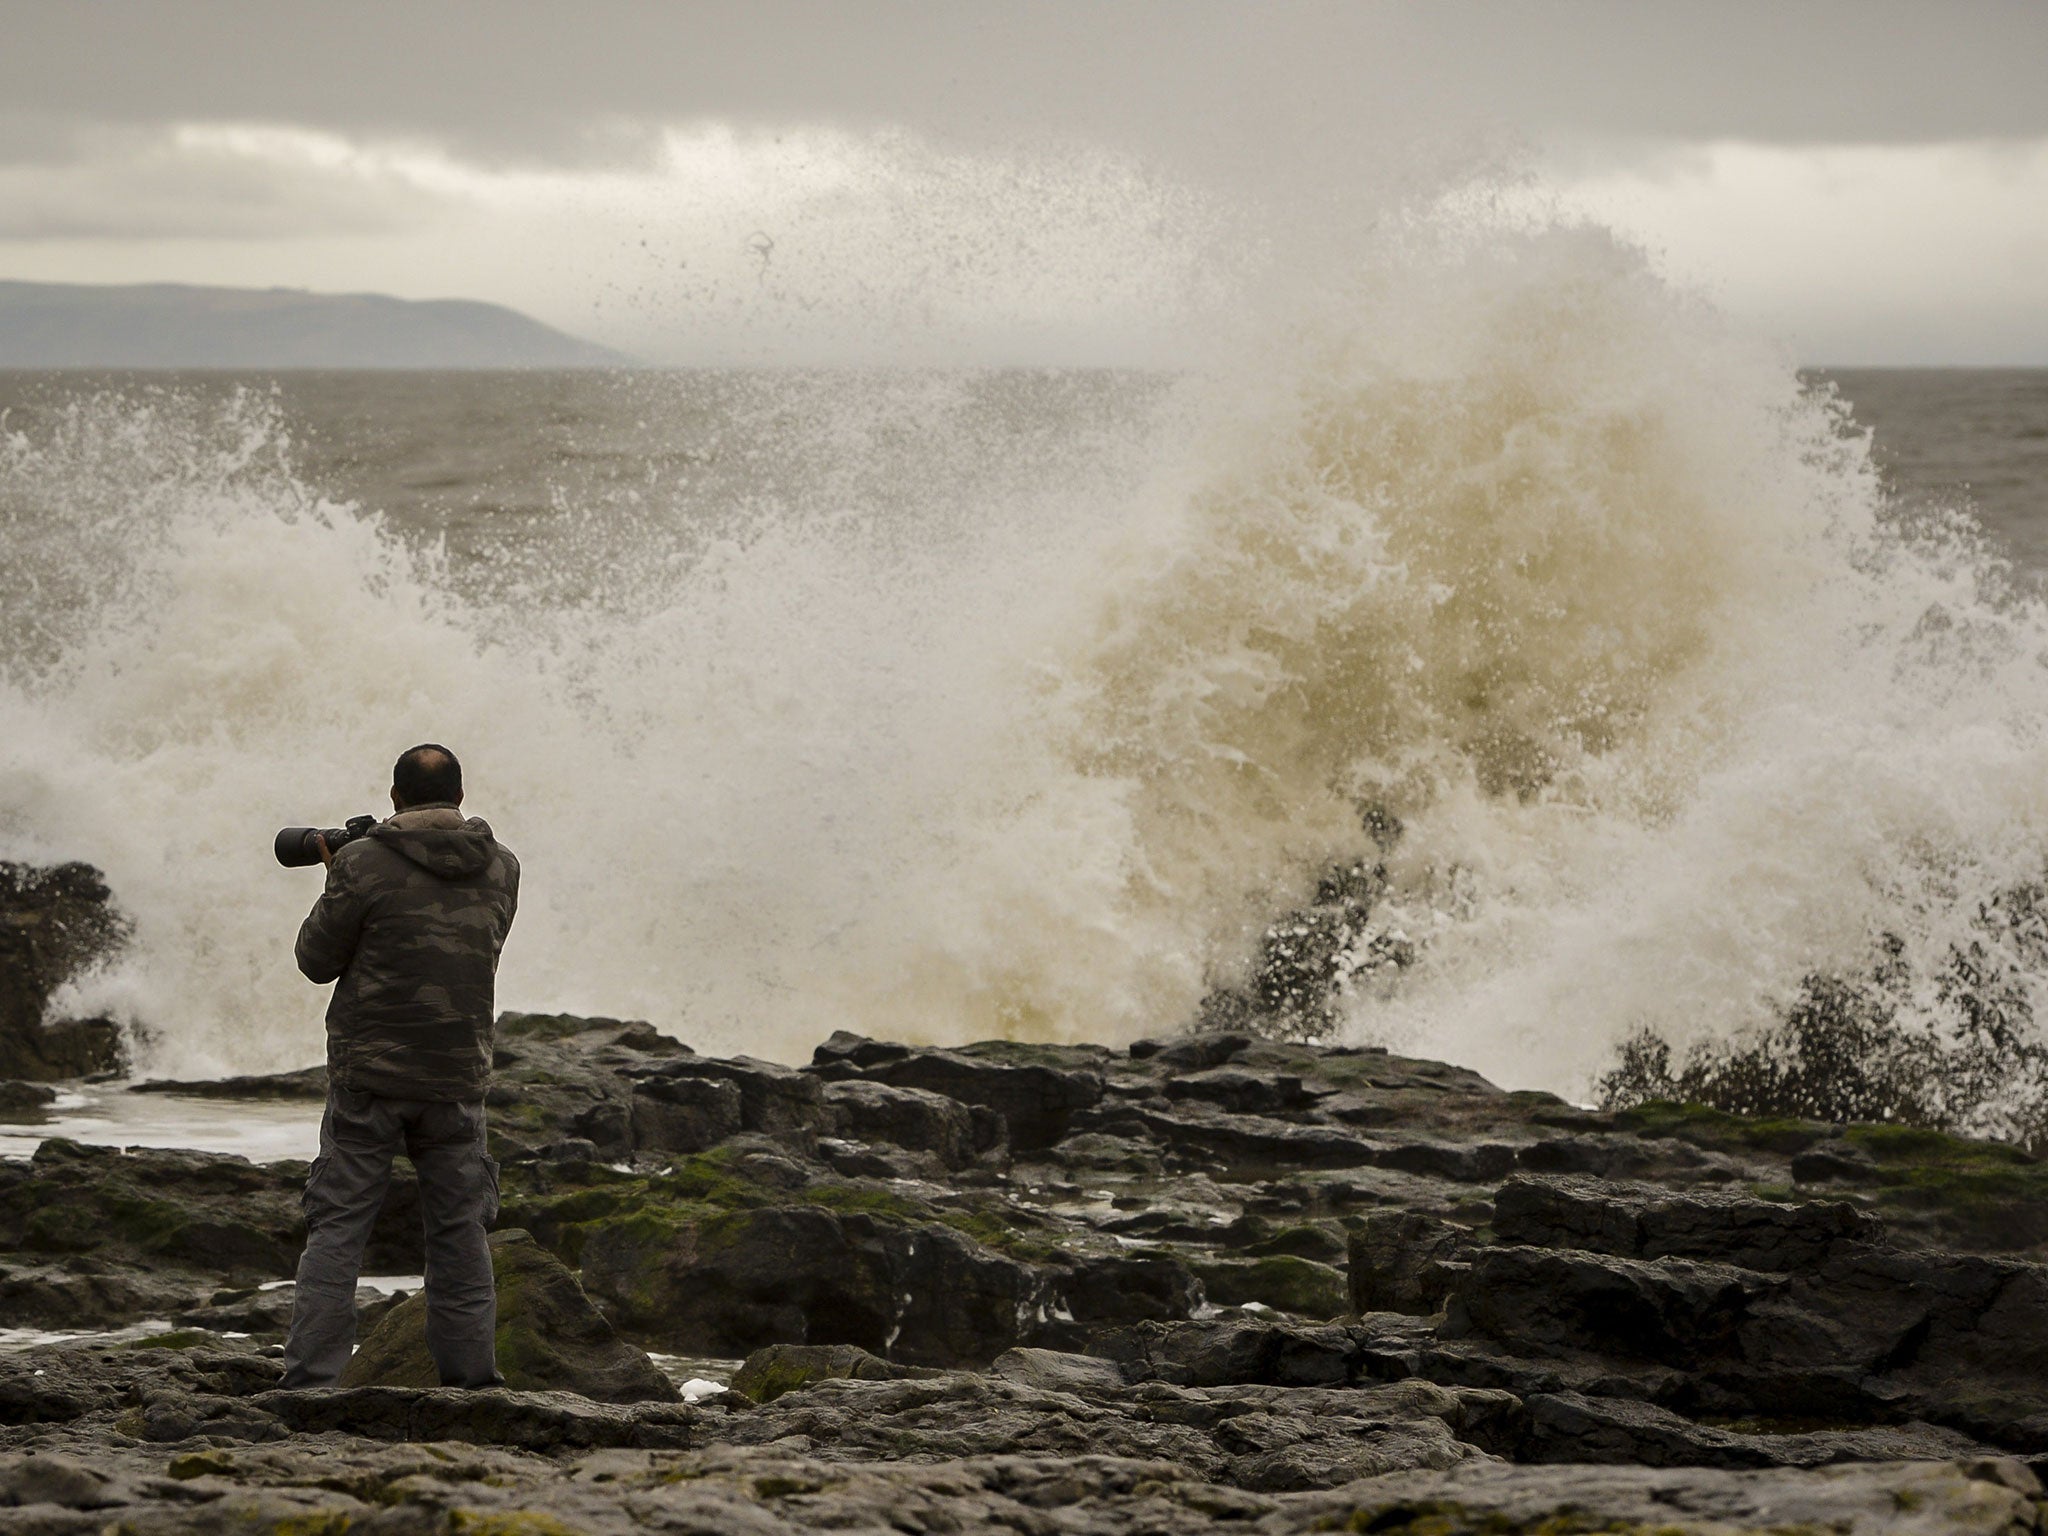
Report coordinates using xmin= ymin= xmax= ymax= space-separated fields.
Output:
xmin=5 ymin=1 xmax=2046 ymax=364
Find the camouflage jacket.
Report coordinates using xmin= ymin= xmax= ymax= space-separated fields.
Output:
xmin=295 ymin=803 xmax=519 ymax=1101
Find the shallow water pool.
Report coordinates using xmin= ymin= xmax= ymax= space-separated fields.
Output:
xmin=0 ymin=1085 xmax=320 ymax=1162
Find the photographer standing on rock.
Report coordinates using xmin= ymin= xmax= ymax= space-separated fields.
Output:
xmin=282 ymin=744 xmax=520 ymax=1390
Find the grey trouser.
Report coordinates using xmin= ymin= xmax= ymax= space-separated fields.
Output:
xmin=281 ymin=1087 xmax=502 ymax=1389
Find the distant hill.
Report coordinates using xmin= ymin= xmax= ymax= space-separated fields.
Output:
xmin=0 ymin=281 xmax=633 ymax=369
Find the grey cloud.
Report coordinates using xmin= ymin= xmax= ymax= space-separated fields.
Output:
xmin=0 ymin=123 xmax=435 ymax=241
xmin=7 ymin=0 xmax=2046 ymax=173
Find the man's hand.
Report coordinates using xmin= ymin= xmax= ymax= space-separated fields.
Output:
xmin=316 ymin=834 xmax=333 ymax=868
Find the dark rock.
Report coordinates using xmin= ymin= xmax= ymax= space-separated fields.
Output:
xmin=1308 ymin=1049 xmax=1503 ymax=1097
xmin=530 ymin=1136 xmax=604 ymax=1167
xmin=1048 ymin=1131 xmax=1163 ymax=1177
xmin=340 ymin=1229 xmax=676 ymax=1403
xmin=630 ymin=1073 xmax=743 ymax=1154
xmin=1091 ymin=1318 xmax=1361 ymax=1388
xmin=606 ymin=1020 xmax=691 ymax=1056
xmin=0 ymin=861 xmax=128 ymax=1081
xmin=814 ymin=1136 xmax=934 ymax=1180
xmin=1102 ymin=1207 xmax=1224 ymax=1243
xmin=495 ymin=1010 xmax=640 ymax=1041
xmin=1493 ymin=1176 xmax=1884 ymax=1272
xmin=1146 ymin=1033 xmax=1252 ymax=1072
xmin=1053 ymin=1251 xmax=1201 ymax=1326
xmin=714 ymin=1371 xmax=1492 ymax=1491
xmin=964 ymin=1102 xmax=1009 ymax=1157
xmin=173 ymin=1287 xmax=298 ymax=1335
xmin=1328 ymin=1460 xmax=2045 ymax=1534
xmin=5 ymin=1338 xmax=2042 ymax=1530
xmin=0 ymin=1345 xmax=282 ymax=1428
xmin=723 ymin=1138 xmax=816 ymax=1190
xmin=989 ymin=1347 xmax=1127 ymax=1394
xmin=1517 ymin=1133 xmax=1719 ymax=1180
xmin=822 ymin=1080 xmax=976 ymax=1170
xmin=1375 ymin=1139 xmax=1519 ymax=1182
xmin=1515 ymin=1390 xmax=1997 ymax=1469
xmin=0 ymin=1140 xmax=423 ymax=1298
xmin=129 ymin=1065 xmax=328 ymax=1100
xmin=1164 ymin=1068 xmax=1317 ymax=1116
xmin=1348 ymin=1211 xmax=1469 ymax=1316
xmin=577 ymin=1203 xmax=1050 ymax=1367
xmin=252 ymin=1384 xmax=699 ymax=1450
xmin=1194 ymin=1255 xmax=1348 ymax=1318
xmin=852 ymin=1046 xmax=1105 ymax=1150
xmin=0 ymin=1259 xmax=212 ymax=1333
xmin=1068 ymin=1102 xmax=1386 ymax=1173
xmin=0 ymin=1450 xmax=123 ymax=1508
xmin=130 ymin=1386 xmax=290 ymax=1444
xmin=1237 ymin=1224 xmax=1346 ymax=1263
xmin=1792 ymin=1139 xmax=1884 ymax=1184
xmin=0 ymin=1017 xmax=121 ymax=1085
xmin=24 ymin=1014 xmax=2048 ymax=1500
xmin=811 ymin=1030 xmax=912 ymax=1070
xmin=1433 ymin=1224 xmax=2048 ymax=1449
xmin=0 ymin=1080 xmax=56 ymax=1118
xmin=728 ymin=1342 xmax=901 ymax=1402
xmin=4 ymin=1140 xmax=304 ymax=1278
xmin=640 ymin=1055 xmax=823 ymax=1136
xmin=170 ymin=1281 xmax=398 ymax=1337
xmin=569 ymin=1098 xmax=634 ymax=1157
xmin=1444 ymin=1245 xmax=1757 ymax=1368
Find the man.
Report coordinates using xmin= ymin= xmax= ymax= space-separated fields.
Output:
xmin=282 ymin=743 xmax=520 ymax=1389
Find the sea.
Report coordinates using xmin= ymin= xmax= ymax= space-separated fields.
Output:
xmin=3 ymin=243 xmax=2047 ymax=1160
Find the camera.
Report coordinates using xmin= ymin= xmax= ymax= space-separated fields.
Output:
xmin=274 ymin=815 xmax=378 ymax=868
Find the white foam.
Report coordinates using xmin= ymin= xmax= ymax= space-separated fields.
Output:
xmin=2 ymin=211 xmax=2044 ymax=1114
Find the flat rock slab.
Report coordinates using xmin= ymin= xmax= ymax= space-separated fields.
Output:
xmin=2 ymin=1441 xmax=2039 ymax=1536
xmin=251 ymin=1385 xmax=701 ymax=1450
xmin=1495 ymin=1174 xmax=1886 ymax=1270
xmin=1311 ymin=1458 xmax=2044 ymax=1536
xmin=128 ymin=1067 xmax=328 ymax=1100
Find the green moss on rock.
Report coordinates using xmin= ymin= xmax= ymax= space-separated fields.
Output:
xmin=340 ymin=1229 xmax=675 ymax=1403
xmin=1611 ymin=1100 xmax=1829 ymax=1156
xmin=502 ymin=1146 xmax=1061 ymax=1272
xmin=167 ymin=1450 xmax=237 ymax=1480
xmin=494 ymin=1012 xmax=628 ymax=1042
xmin=1839 ymin=1125 xmax=2048 ymax=1249
xmin=728 ymin=1342 xmax=896 ymax=1403
xmin=1194 ymin=1254 xmax=1347 ymax=1318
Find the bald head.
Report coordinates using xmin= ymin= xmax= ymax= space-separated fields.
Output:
xmin=392 ymin=743 xmax=463 ymax=810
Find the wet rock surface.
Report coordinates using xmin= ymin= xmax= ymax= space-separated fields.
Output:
xmin=12 ymin=1008 xmax=2048 ymax=1528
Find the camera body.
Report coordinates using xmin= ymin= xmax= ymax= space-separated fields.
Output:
xmin=274 ymin=814 xmax=378 ymax=869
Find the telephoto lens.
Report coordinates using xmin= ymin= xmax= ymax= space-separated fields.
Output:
xmin=273 ymin=815 xmax=377 ymax=868
xmin=273 ymin=827 xmax=333 ymax=867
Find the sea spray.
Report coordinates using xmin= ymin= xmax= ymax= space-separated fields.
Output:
xmin=3 ymin=217 xmax=2045 ymax=1108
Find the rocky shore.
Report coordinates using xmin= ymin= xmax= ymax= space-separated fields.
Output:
xmin=4 ymin=1015 xmax=2048 ymax=1531
xmin=6 ymin=866 xmax=2048 ymax=1530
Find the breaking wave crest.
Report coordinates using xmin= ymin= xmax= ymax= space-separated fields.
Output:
xmin=4 ymin=216 xmax=2045 ymax=1107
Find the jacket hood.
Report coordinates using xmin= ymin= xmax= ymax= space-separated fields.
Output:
xmin=369 ymin=804 xmax=498 ymax=879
